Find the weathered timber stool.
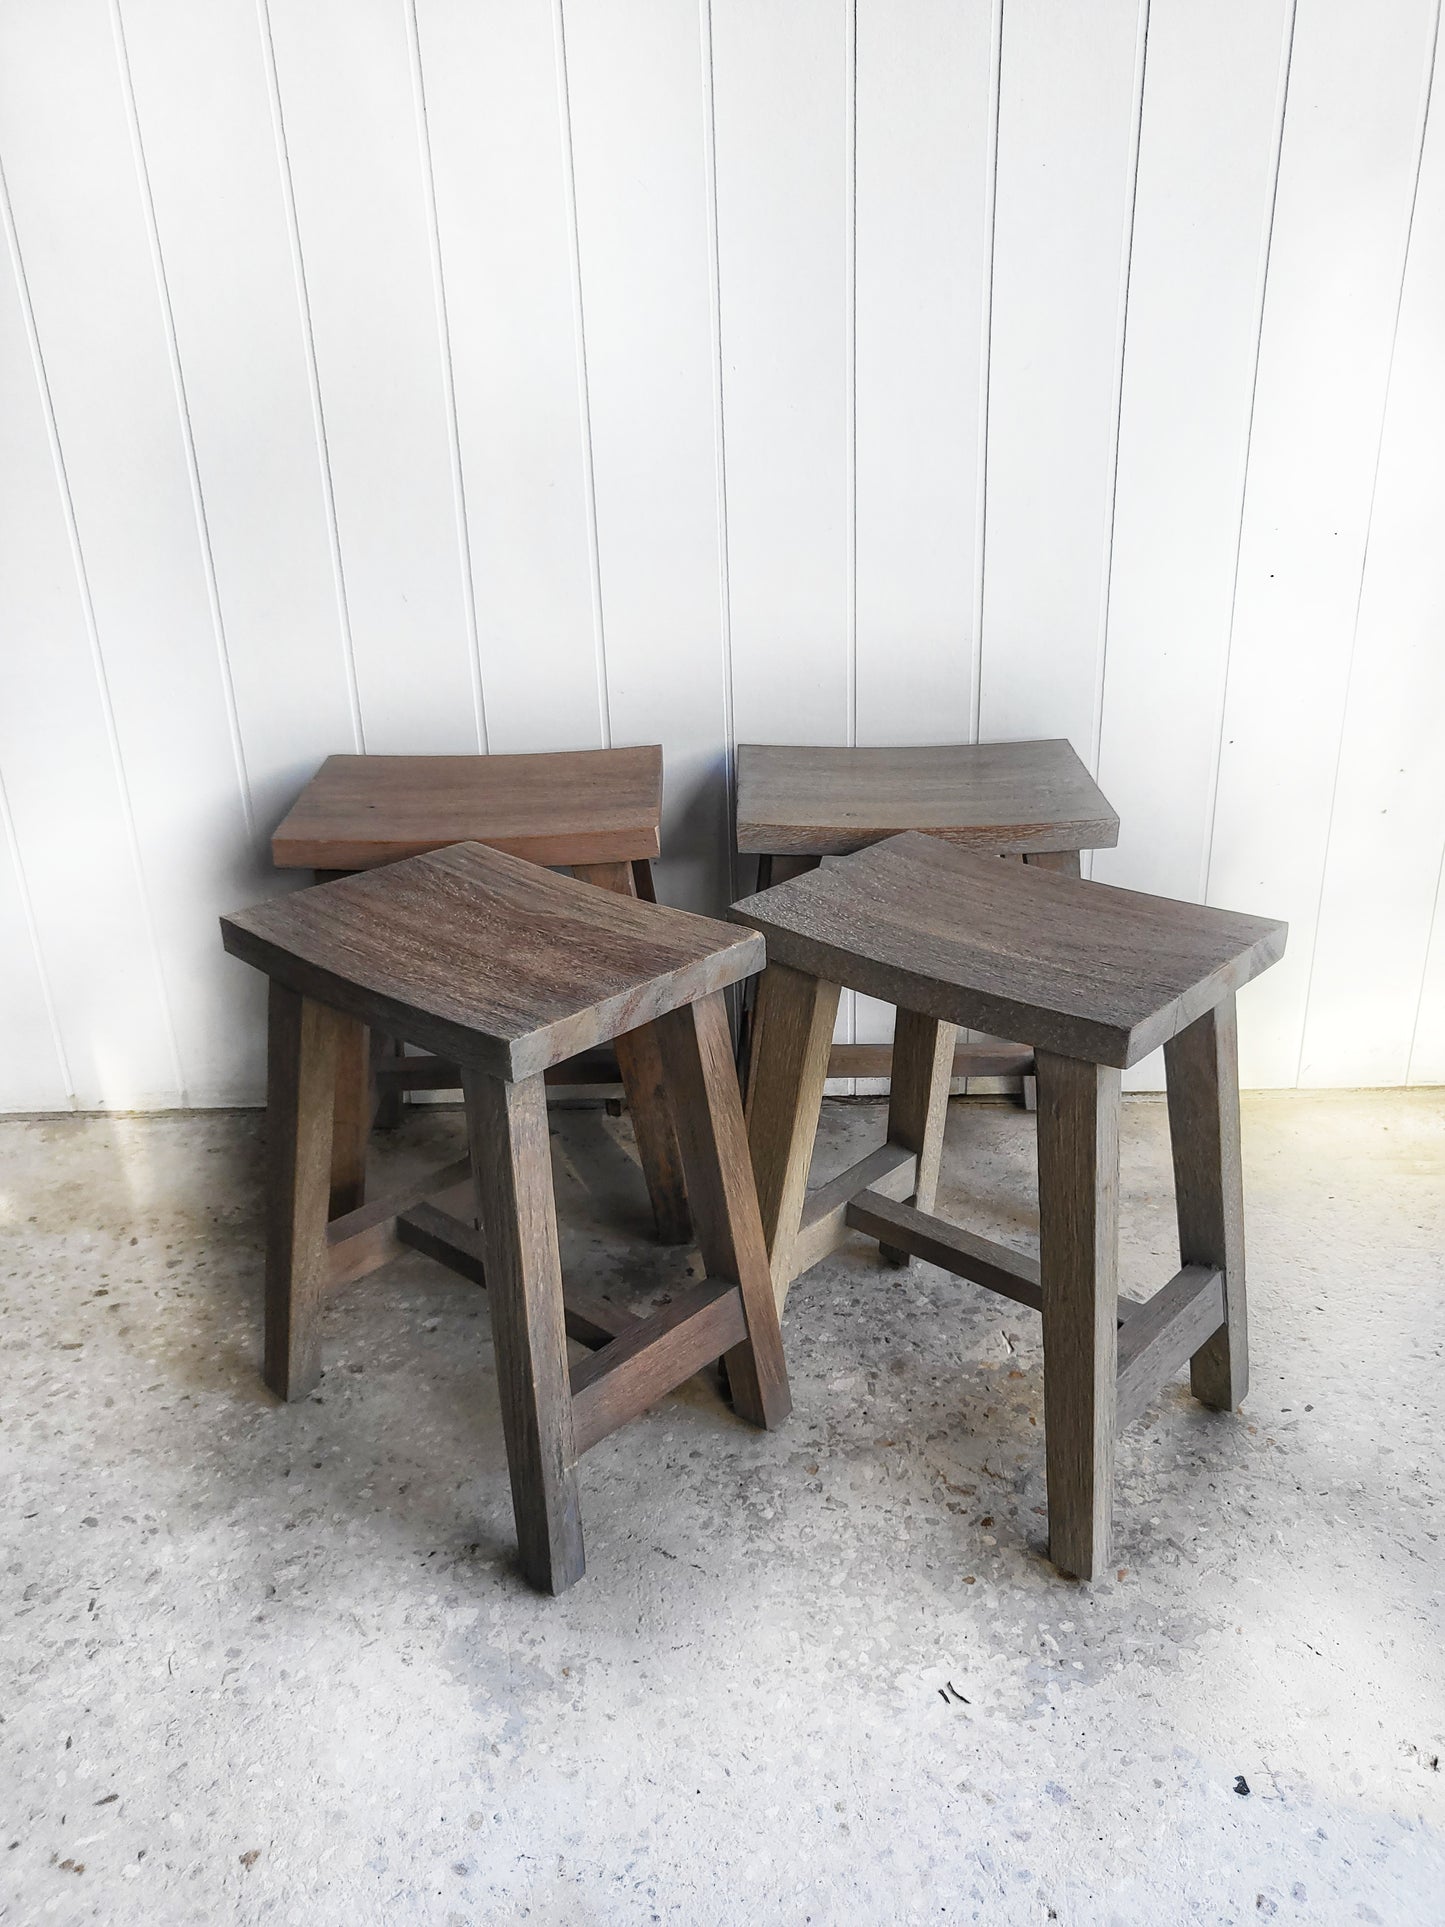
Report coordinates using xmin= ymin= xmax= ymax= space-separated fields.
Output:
xmin=271 ymin=744 xmax=690 ymax=1244
xmin=735 ymin=739 xmax=1120 ymax=1091
xmin=220 ymin=840 xmax=789 ymax=1594
xmin=733 ymin=831 xmax=1286 ymax=1580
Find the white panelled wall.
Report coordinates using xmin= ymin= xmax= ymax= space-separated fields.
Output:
xmin=1 ymin=0 xmax=1442 ymax=1110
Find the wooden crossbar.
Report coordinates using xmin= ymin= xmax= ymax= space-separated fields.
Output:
xmin=845 ymin=1190 xmax=1043 ymax=1312
xmin=789 ymin=1143 xmax=917 ymax=1279
xmin=825 ymin=1042 xmax=1034 ymax=1081
xmin=372 ymin=1050 xmax=622 ymax=1092
xmin=322 ymin=1153 xmax=473 ymax=1288
xmin=1115 ymin=1265 xmax=1224 ymax=1430
xmin=569 ymin=1279 xmax=749 ymax=1455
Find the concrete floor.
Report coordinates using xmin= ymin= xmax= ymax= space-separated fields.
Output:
xmin=1 ymin=1090 xmax=1441 ymax=1925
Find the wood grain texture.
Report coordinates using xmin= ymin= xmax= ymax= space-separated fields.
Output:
xmin=844 ymin=1191 xmax=1043 ymax=1314
xmin=573 ymin=859 xmax=690 ymax=1245
xmin=223 ymin=839 xmax=762 ymax=1081
xmin=1114 ymin=1265 xmax=1224 ymax=1432
xmin=1036 ymin=1050 xmax=1121 ymax=1582
xmin=569 ymin=1281 xmax=749 ymax=1456
xmin=654 ymin=993 xmax=791 ymax=1430
xmin=826 ymin=1042 xmax=1034 ymax=1081
xmin=736 ymin=740 xmax=1119 ymax=856
xmin=272 ymin=747 xmax=664 ymax=869
xmin=879 ymin=1009 xmax=956 ymax=1267
xmin=731 ymin=831 xmax=1286 ymax=1069
xmin=264 ymin=984 xmax=342 ymax=1402
xmin=743 ymin=963 xmax=841 ymax=1307
xmin=790 ymin=1142 xmax=916 ymax=1281
xmin=1165 ymin=995 xmax=1248 ymax=1410
xmin=463 ymin=1068 xmax=584 ymax=1596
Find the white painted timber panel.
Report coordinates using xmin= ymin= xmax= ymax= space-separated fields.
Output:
xmin=561 ymin=0 xmax=729 ymax=916
xmin=121 ymin=0 xmax=358 ymax=863
xmin=851 ymin=0 xmax=994 ymax=1068
xmin=416 ymin=0 xmax=602 ymax=757
xmin=0 ymin=0 xmax=255 ymax=1106
xmin=0 ymin=790 xmax=69 ymax=1114
xmin=711 ymin=0 xmax=850 ymax=750
xmin=1302 ymin=57 xmax=1445 ymax=1087
xmin=979 ymin=0 xmax=1143 ymax=755
xmin=1208 ymin=0 xmax=1439 ymax=1087
xmin=266 ymin=0 xmax=479 ymax=752
xmin=0 ymin=189 xmax=178 ymax=1109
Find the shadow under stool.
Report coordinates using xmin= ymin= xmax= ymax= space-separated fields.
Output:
xmin=733 ymin=831 xmax=1286 ymax=1581
xmin=270 ymin=743 xmax=691 ymax=1244
xmin=221 ymin=840 xmax=789 ymax=1595
xmin=734 ymin=740 xmax=1120 ymax=1096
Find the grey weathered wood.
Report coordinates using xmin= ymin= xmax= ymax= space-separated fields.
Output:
xmin=731 ymin=831 xmax=1287 ymax=1069
xmin=394 ymin=1200 xmax=642 ymax=1351
xmin=264 ymin=983 xmax=342 ymax=1402
xmin=463 ymin=1069 xmax=584 ymax=1595
xmin=825 ymin=1040 xmax=1034 ymax=1081
xmin=880 ymin=1009 xmax=956 ymax=1266
xmin=569 ymin=1281 xmax=749 ymax=1455
xmin=1023 ymin=849 xmax=1083 ymax=877
xmin=743 ymin=963 xmax=841 ymax=1307
xmin=1036 ymin=1050 xmax=1121 ymax=1582
xmin=1115 ymin=1266 xmax=1225 ymax=1432
xmin=223 ymin=838 xmax=763 ymax=1082
xmin=372 ymin=1048 xmax=624 ymax=1091
xmin=1165 ymin=995 xmax=1248 ymax=1410
xmin=273 ymin=744 xmax=664 ymax=870
xmin=655 ymin=993 xmax=791 ymax=1429
xmin=845 ymin=1191 xmax=1044 ymax=1313
xmin=573 ymin=858 xmax=691 ymax=1245
xmin=735 ymin=740 xmax=1119 ymax=856
xmin=790 ymin=1142 xmax=917 ymax=1279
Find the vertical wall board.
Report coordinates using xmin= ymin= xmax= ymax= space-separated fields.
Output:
xmin=416 ymin=0 xmax=602 ymax=758
xmin=266 ymin=0 xmax=478 ymax=753
xmin=850 ymin=0 xmax=992 ymax=1068
xmin=1301 ymin=68 xmax=1445 ymax=1087
xmin=0 ymin=222 xmax=177 ymax=1109
xmin=854 ymin=0 xmax=988 ymax=750
xmin=0 ymin=806 xmax=69 ymax=1114
xmin=978 ymin=0 xmax=1143 ymax=755
xmin=1095 ymin=0 xmax=1290 ymax=904
xmin=560 ymin=0 xmax=729 ymax=916
xmin=1208 ymin=0 xmax=1438 ymax=1088
xmin=120 ymin=0 xmax=358 ymax=857
xmin=711 ymin=0 xmax=851 ymax=750
xmin=0 ymin=0 xmax=256 ymax=1107
xmin=1410 ymin=872 xmax=1445 ymax=1084
xmin=1094 ymin=0 xmax=1292 ymax=1092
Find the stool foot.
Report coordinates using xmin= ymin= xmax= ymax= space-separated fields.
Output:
xmin=657 ymin=993 xmax=791 ymax=1430
xmin=464 ymin=1069 xmax=585 ymax=1595
xmin=879 ymin=1009 xmax=955 ymax=1267
xmin=1165 ymin=995 xmax=1247 ymax=1411
xmin=264 ymin=984 xmax=344 ymax=1402
xmin=1036 ymin=1050 xmax=1121 ymax=1581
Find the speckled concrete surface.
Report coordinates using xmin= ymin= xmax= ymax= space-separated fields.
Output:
xmin=1 ymin=1090 xmax=1441 ymax=1926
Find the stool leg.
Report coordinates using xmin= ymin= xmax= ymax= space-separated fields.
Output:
xmin=264 ymin=983 xmax=343 ymax=1402
xmin=879 ymin=1009 xmax=956 ymax=1267
xmin=1019 ymin=855 xmax=1080 ymax=1109
xmin=1035 ymin=1049 xmax=1121 ymax=1581
xmin=463 ymin=1068 xmax=584 ymax=1595
xmin=572 ymin=860 xmax=691 ymax=1246
xmin=329 ymin=1018 xmax=370 ymax=1218
xmin=743 ymin=963 xmax=840 ymax=1310
xmin=1164 ymin=995 xmax=1247 ymax=1411
xmin=656 ymin=993 xmax=791 ymax=1430
xmin=372 ymin=1031 xmax=405 ymax=1131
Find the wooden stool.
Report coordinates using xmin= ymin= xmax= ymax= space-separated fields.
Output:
xmin=735 ymin=739 xmax=1120 ymax=1090
xmin=221 ymin=840 xmax=789 ymax=1594
xmin=734 ymin=832 xmax=1285 ymax=1580
xmin=270 ymin=745 xmax=691 ymax=1245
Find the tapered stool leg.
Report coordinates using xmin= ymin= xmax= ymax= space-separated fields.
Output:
xmin=879 ymin=1008 xmax=956 ymax=1267
xmin=743 ymin=963 xmax=840 ymax=1309
xmin=572 ymin=860 xmax=691 ymax=1245
xmin=1036 ymin=1050 xmax=1121 ymax=1580
xmin=1165 ymin=994 xmax=1248 ymax=1411
xmin=464 ymin=1068 xmax=585 ymax=1595
xmin=657 ymin=993 xmax=791 ymax=1429
xmin=329 ymin=1017 xmax=370 ymax=1217
xmin=265 ymin=983 xmax=343 ymax=1402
